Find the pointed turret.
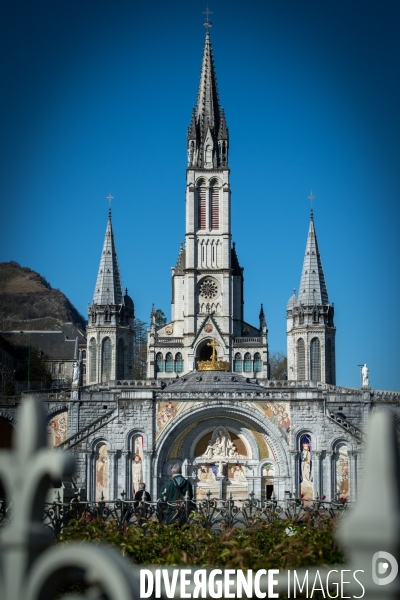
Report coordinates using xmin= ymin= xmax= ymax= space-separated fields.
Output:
xmin=92 ymin=209 xmax=123 ymax=305
xmin=298 ymin=211 xmax=329 ymax=306
xmin=286 ymin=209 xmax=336 ymax=384
xmin=87 ymin=208 xmax=134 ymax=384
xmin=187 ymin=31 xmax=228 ymax=168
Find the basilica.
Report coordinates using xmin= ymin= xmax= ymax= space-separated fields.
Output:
xmin=3 ymin=28 xmax=399 ymax=504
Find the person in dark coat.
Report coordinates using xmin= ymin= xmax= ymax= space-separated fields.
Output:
xmin=133 ymin=483 xmax=152 ymax=522
xmin=158 ymin=463 xmax=194 ymax=523
xmin=134 ymin=482 xmax=151 ymax=505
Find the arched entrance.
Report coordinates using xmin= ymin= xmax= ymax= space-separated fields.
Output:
xmin=197 ymin=340 xmax=213 ymax=362
xmin=154 ymin=402 xmax=290 ymax=501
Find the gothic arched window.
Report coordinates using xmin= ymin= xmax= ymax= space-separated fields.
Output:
xmin=210 ymin=179 xmax=219 ymax=230
xmin=156 ymin=352 xmax=164 ymax=373
xmin=89 ymin=338 xmax=96 ymax=383
xmin=165 ymin=352 xmax=174 ymax=373
xmin=175 ymin=352 xmax=183 ymax=373
xmin=297 ymin=338 xmax=305 ymax=380
xmin=197 ymin=180 xmax=207 ymax=231
xmin=244 ymin=352 xmax=252 ymax=373
xmin=254 ymin=352 xmax=262 ymax=373
xmin=234 ymin=352 xmax=242 ymax=372
xmin=205 ymin=145 xmax=212 ymax=164
xmin=310 ymin=337 xmax=321 ymax=381
xmin=101 ymin=337 xmax=112 ymax=382
xmin=117 ymin=338 xmax=124 ymax=379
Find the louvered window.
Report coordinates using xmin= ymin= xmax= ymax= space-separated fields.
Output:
xmin=310 ymin=338 xmax=321 ymax=381
xmin=234 ymin=353 xmax=242 ymax=372
xmin=101 ymin=337 xmax=112 ymax=382
xmin=89 ymin=338 xmax=96 ymax=383
xmin=244 ymin=352 xmax=252 ymax=372
xmin=254 ymin=352 xmax=262 ymax=372
xmin=211 ymin=186 xmax=219 ymax=230
xmin=297 ymin=338 xmax=305 ymax=380
xmin=165 ymin=352 xmax=174 ymax=373
xmin=156 ymin=353 xmax=164 ymax=373
xmin=175 ymin=352 xmax=183 ymax=373
xmin=197 ymin=186 xmax=206 ymax=230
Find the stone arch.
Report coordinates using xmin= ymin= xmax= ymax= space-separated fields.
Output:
xmin=196 ymin=338 xmax=214 ymax=362
xmin=153 ymin=401 xmax=290 ymax=492
xmin=46 ymin=405 xmax=69 ymax=420
xmin=0 ymin=411 xmax=17 ymax=426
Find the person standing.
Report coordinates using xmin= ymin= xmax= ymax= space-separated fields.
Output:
xmin=158 ymin=464 xmax=193 ymax=523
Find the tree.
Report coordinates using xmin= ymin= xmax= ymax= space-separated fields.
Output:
xmin=154 ymin=309 xmax=167 ymax=327
xmin=132 ymin=318 xmax=148 ymax=380
xmin=269 ymin=351 xmax=287 ymax=380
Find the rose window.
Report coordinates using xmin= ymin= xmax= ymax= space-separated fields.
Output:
xmin=199 ymin=278 xmax=219 ymax=300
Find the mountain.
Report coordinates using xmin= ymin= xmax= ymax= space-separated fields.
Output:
xmin=0 ymin=261 xmax=86 ymax=332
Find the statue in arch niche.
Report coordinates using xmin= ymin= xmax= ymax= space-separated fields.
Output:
xmin=200 ymin=426 xmax=246 ymax=461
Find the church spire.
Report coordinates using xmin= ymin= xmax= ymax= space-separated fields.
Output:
xmin=92 ymin=209 xmax=123 ymax=305
xmin=187 ymin=30 xmax=228 ymax=168
xmin=298 ymin=212 xmax=329 ymax=306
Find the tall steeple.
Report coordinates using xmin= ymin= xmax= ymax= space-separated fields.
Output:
xmin=87 ymin=206 xmax=134 ymax=384
xmin=187 ymin=31 xmax=229 ymax=168
xmin=286 ymin=208 xmax=336 ymax=384
xmin=147 ymin=25 xmax=268 ymax=380
xmin=298 ymin=211 xmax=329 ymax=306
xmin=92 ymin=209 xmax=123 ymax=305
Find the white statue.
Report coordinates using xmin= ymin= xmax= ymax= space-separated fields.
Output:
xmin=199 ymin=426 xmax=246 ymax=461
xmin=72 ymin=361 xmax=80 ymax=385
xmin=362 ymin=364 xmax=369 ymax=387
xmin=131 ymin=454 xmax=143 ymax=495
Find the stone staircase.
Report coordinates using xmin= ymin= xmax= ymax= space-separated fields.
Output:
xmin=326 ymin=408 xmax=365 ymax=441
xmin=56 ymin=407 xmax=118 ymax=451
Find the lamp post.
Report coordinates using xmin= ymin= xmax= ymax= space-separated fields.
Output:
xmin=20 ymin=331 xmax=31 ymax=390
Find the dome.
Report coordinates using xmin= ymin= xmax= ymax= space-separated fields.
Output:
xmin=287 ymin=291 xmax=299 ymax=310
xmin=164 ymin=370 xmax=265 ymax=393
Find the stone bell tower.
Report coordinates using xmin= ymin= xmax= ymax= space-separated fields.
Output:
xmin=286 ymin=210 xmax=336 ymax=383
xmin=86 ymin=209 xmax=135 ymax=384
xmin=147 ymin=27 xmax=268 ymax=379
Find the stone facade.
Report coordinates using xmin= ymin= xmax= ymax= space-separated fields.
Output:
xmin=1 ymin=30 xmax=399 ymax=506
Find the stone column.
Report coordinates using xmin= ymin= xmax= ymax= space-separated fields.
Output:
xmin=107 ymin=449 xmax=116 ymax=501
xmin=327 ymin=451 xmax=335 ymax=501
xmin=289 ymin=451 xmax=298 ymax=496
xmin=313 ymin=451 xmax=322 ymax=499
xmin=121 ymin=450 xmax=130 ymax=498
xmin=348 ymin=450 xmax=357 ymax=502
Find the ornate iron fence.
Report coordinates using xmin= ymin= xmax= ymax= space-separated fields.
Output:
xmin=41 ymin=490 xmax=347 ymax=534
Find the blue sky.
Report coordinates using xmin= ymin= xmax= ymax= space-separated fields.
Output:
xmin=1 ymin=0 xmax=399 ymax=391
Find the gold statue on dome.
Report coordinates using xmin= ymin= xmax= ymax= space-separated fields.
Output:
xmin=197 ymin=338 xmax=230 ymax=371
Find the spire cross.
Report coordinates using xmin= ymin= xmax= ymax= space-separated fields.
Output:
xmin=203 ymin=5 xmax=213 ymax=28
xmin=308 ymin=191 xmax=316 ymax=212
xmin=207 ymin=337 xmax=220 ymax=359
xmin=106 ymin=193 xmax=114 ymax=211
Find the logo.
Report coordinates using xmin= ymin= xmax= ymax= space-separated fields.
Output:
xmin=372 ymin=551 xmax=398 ymax=586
